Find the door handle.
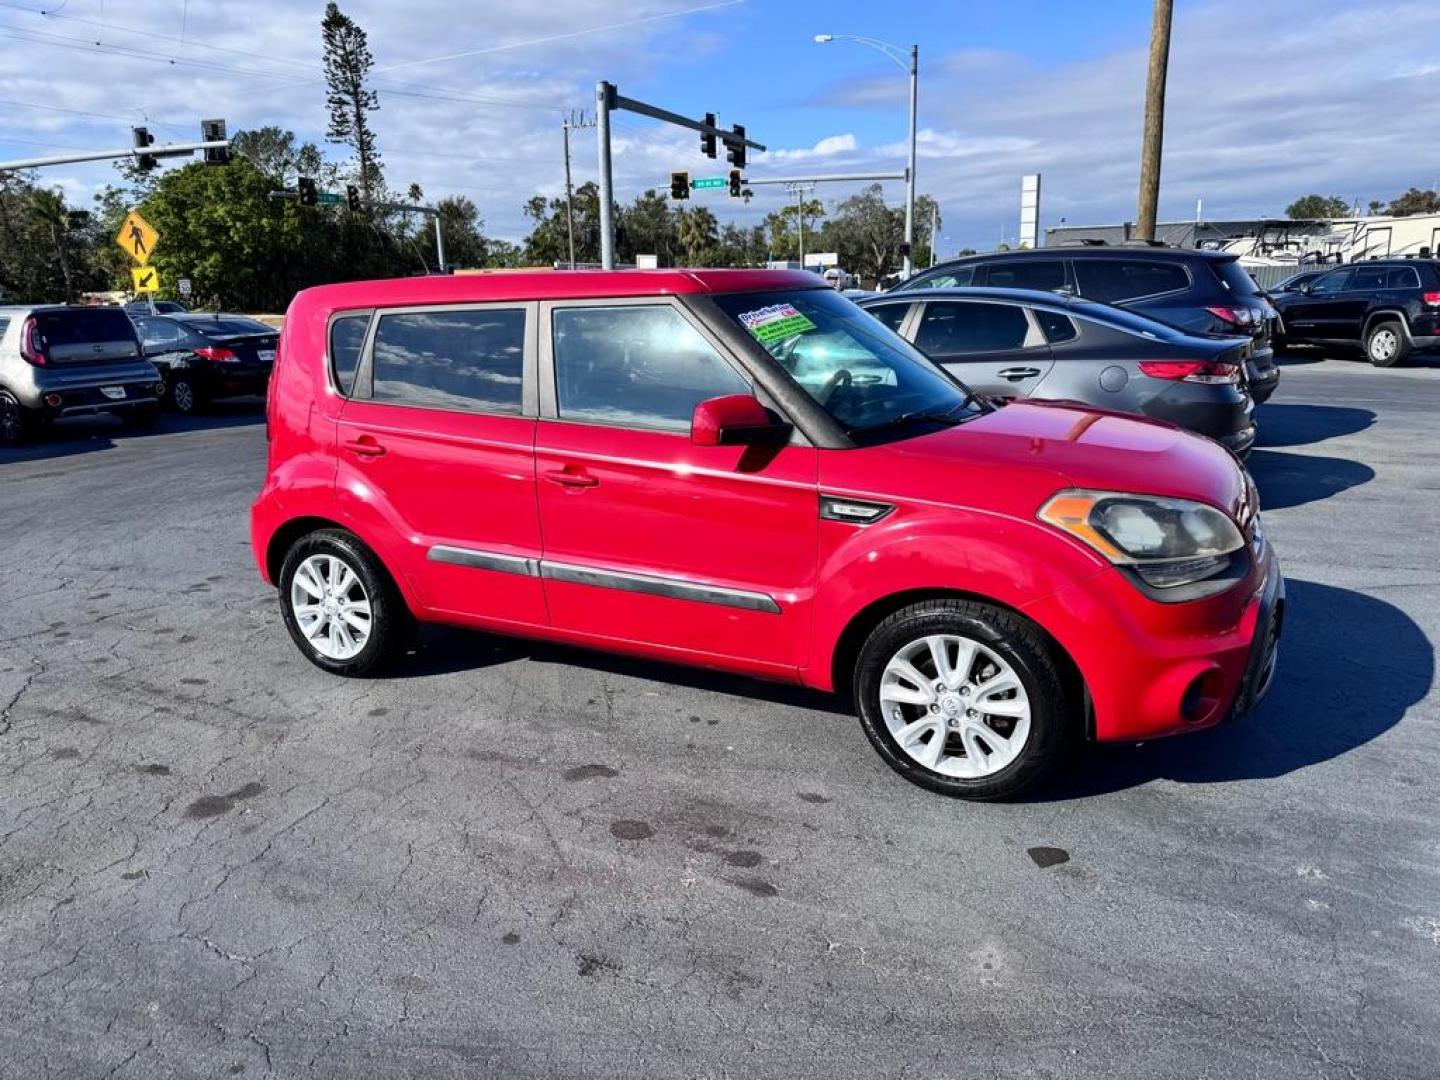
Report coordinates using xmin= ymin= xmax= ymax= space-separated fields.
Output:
xmin=342 ymin=437 xmax=386 ymax=458
xmin=997 ymin=367 xmax=1042 ymax=381
xmin=543 ymin=467 xmax=599 ymax=488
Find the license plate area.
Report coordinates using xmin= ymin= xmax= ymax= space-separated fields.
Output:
xmin=258 ymin=349 xmax=276 ymax=363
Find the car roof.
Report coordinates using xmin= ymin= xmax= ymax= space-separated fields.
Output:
xmin=0 ymin=304 xmax=126 ymax=315
xmin=915 ymin=245 xmax=1237 ymax=277
xmin=297 ymin=269 xmax=825 ymax=313
xmin=861 ymin=285 xmax=1082 ymax=308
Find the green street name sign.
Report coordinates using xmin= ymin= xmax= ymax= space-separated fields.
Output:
xmin=316 ymin=192 xmax=344 ymax=205
xmin=691 ymin=177 xmax=726 ymax=190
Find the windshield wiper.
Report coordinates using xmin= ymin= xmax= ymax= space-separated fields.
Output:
xmin=851 ymin=402 xmax=970 ymax=437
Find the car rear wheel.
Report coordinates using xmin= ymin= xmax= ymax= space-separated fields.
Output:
xmin=854 ymin=599 xmax=1073 ymax=800
xmin=170 ymin=376 xmax=206 ymax=414
xmin=278 ymin=529 xmax=412 ymax=676
xmin=0 ymin=390 xmax=37 ymax=445
xmin=1365 ymin=320 xmax=1409 ymax=367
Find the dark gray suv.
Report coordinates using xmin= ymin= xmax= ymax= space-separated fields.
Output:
xmin=893 ymin=245 xmax=1280 ymax=404
xmin=0 ymin=305 xmax=164 ymax=444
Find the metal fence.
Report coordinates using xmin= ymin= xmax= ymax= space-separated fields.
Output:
xmin=1244 ymin=264 xmax=1311 ymax=291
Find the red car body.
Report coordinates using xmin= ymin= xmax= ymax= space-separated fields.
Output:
xmin=253 ymin=269 xmax=1280 ymax=760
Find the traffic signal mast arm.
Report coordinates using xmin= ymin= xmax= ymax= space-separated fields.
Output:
xmin=0 ymin=137 xmax=231 ymax=174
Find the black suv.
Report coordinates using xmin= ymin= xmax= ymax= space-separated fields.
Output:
xmin=1270 ymin=260 xmax=1440 ymax=367
xmin=893 ymin=244 xmax=1281 ymax=403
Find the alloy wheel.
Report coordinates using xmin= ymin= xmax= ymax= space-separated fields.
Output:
xmin=0 ymin=393 xmax=20 ymax=443
xmin=1370 ymin=329 xmax=1399 ymax=363
xmin=173 ymin=380 xmax=196 ymax=413
xmin=879 ymin=633 xmax=1032 ymax=779
xmin=290 ymin=553 xmax=372 ymax=661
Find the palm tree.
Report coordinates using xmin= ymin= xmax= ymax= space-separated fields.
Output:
xmin=676 ymin=206 xmax=719 ymax=267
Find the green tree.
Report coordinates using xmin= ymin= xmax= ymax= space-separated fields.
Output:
xmin=762 ymin=199 xmax=825 ymax=260
xmin=675 ymin=206 xmax=719 ymax=266
xmin=819 ymin=184 xmax=903 ymax=281
xmin=1286 ymin=194 xmax=1351 ymax=219
xmin=1385 ymin=187 xmax=1440 ymax=217
xmin=322 ymin=2 xmax=382 ymax=202
xmin=618 ymin=190 xmax=676 ymax=266
xmin=435 ymin=195 xmax=486 ymax=270
xmin=231 ymin=126 xmax=324 ymax=186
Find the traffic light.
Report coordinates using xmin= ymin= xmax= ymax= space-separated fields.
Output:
xmin=701 ymin=112 xmax=717 ymax=159
xmin=728 ymin=169 xmax=742 ymax=198
xmin=670 ymin=171 xmax=690 ymax=200
xmin=346 ymin=185 xmax=362 ymax=213
xmin=298 ymin=177 xmax=317 ymax=207
xmin=132 ymin=126 xmax=157 ymax=172
xmin=726 ymin=124 xmax=746 ymax=170
xmin=200 ymin=118 xmax=229 ymax=165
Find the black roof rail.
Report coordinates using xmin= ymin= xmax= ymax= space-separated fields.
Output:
xmin=1057 ymin=238 xmax=1109 ymax=247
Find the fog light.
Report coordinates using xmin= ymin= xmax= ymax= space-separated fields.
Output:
xmin=1181 ymin=669 xmax=1224 ymax=724
xmin=155 ymin=381 xmax=167 ymax=395
xmin=44 ymin=392 xmax=62 ymax=407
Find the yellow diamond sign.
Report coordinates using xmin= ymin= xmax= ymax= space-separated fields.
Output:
xmin=131 ymin=265 xmax=161 ymax=293
xmin=116 ymin=210 xmax=158 ymax=265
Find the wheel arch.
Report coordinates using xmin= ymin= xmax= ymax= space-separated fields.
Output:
xmin=828 ymin=587 xmax=1089 ymax=734
xmin=1363 ymin=308 xmax=1411 ymax=339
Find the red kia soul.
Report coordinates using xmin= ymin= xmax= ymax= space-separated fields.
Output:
xmin=252 ymin=269 xmax=1282 ymax=799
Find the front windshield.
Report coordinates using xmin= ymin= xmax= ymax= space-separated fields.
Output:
xmin=712 ymin=288 xmax=982 ymax=442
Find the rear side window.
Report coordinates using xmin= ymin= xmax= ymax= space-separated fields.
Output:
xmin=186 ymin=318 xmax=275 ymax=338
xmin=552 ymin=305 xmax=747 ymax=431
xmin=983 ymin=260 xmax=1067 ymax=291
xmin=866 ymin=303 xmax=911 ymax=332
xmin=0 ymin=317 xmax=9 ymax=340
xmin=914 ymin=301 xmax=1030 ymax=354
xmin=134 ymin=317 xmax=182 ymax=351
xmin=1387 ymin=266 xmax=1421 ymax=289
xmin=1075 ymin=260 xmax=1190 ymax=302
xmin=1035 ymin=309 xmax=1078 ymax=344
xmin=329 ymin=314 xmax=370 ymax=396
xmin=371 ymin=308 xmax=525 ymax=414
xmin=1211 ymin=259 xmax=1263 ymax=298
xmin=33 ymin=308 xmax=137 ymax=346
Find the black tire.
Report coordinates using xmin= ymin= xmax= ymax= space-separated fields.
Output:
xmin=170 ymin=376 xmax=207 ymax=414
xmin=277 ymin=528 xmax=414 ymax=677
xmin=120 ymin=404 xmax=160 ymax=429
xmin=853 ymin=599 xmax=1074 ymax=800
xmin=0 ymin=389 xmax=38 ymax=445
xmin=1365 ymin=320 xmax=1409 ymax=368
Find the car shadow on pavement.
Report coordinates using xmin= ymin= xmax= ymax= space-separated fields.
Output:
xmin=1253 ymin=403 xmax=1375 ymax=448
xmin=0 ymin=402 xmax=264 ymax=465
xmin=1030 ymin=578 xmax=1432 ymax=801
xmin=400 ymin=624 xmax=851 ymax=715
xmin=1246 ymin=448 xmax=1374 ymax=510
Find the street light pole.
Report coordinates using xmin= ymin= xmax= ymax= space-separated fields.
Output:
xmin=816 ymin=34 xmax=918 ymax=278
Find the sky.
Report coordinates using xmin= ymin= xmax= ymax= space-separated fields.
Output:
xmin=1 ymin=0 xmax=1437 ymax=258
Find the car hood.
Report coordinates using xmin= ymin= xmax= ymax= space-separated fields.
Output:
xmin=832 ymin=400 xmax=1249 ymax=522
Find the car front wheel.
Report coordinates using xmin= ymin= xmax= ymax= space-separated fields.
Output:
xmin=854 ymin=599 xmax=1073 ymax=800
xmin=1365 ymin=320 xmax=1409 ymax=367
xmin=278 ymin=529 xmax=411 ymax=676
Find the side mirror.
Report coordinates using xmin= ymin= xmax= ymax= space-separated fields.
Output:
xmin=691 ymin=394 xmax=791 ymax=447
xmin=1298 ymin=283 xmax=1314 ymax=295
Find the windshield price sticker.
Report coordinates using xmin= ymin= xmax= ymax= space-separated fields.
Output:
xmin=739 ymin=303 xmax=817 ymax=343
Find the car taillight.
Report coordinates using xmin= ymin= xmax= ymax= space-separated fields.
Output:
xmin=194 ymin=346 xmax=238 ymax=362
xmin=1423 ymin=291 xmax=1440 ymax=306
xmin=19 ymin=317 xmax=46 ymax=366
xmin=1205 ymin=305 xmax=1258 ymax=328
xmin=1138 ymin=360 xmax=1239 ymax=385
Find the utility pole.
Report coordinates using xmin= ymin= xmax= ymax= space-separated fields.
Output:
xmin=562 ymin=110 xmax=594 ymax=269
xmin=1136 ymin=0 xmax=1173 ymax=241
xmin=931 ymin=203 xmax=940 ymax=266
xmin=786 ymin=182 xmax=816 ymax=266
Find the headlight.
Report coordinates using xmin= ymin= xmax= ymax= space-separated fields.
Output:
xmin=1038 ymin=489 xmax=1246 ymax=593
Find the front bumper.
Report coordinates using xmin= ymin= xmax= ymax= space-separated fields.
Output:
xmin=1023 ymin=540 xmax=1283 ymax=742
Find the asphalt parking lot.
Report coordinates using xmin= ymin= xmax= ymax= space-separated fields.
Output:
xmin=2 ymin=355 xmax=1438 ymax=1079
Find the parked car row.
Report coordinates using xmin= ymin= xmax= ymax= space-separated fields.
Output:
xmin=1269 ymin=258 xmax=1440 ymax=366
xmin=858 ymin=287 xmax=1259 ymax=455
xmin=0 ymin=305 xmax=276 ymax=443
